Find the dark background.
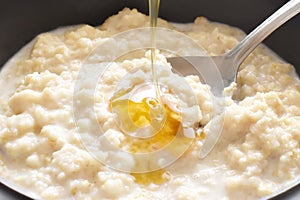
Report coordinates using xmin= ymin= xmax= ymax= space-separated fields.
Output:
xmin=0 ymin=0 xmax=299 ymax=73
xmin=0 ymin=0 xmax=299 ymax=199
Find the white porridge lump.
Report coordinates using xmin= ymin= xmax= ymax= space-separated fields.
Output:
xmin=0 ymin=8 xmax=300 ymax=200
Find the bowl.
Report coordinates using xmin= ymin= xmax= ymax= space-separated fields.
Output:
xmin=0 ymin=0 xmax=299 ymax=199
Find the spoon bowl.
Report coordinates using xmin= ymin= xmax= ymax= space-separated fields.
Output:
xmin=168 ymin=0 xmax=300 ymax=158
xmin=168 ymin=0 xmax=300 ymax=92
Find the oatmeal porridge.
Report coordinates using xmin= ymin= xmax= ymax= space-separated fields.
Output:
xmin=0 ymin=8 xmax=300 ymax=200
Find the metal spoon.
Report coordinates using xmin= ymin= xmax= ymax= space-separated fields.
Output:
xmin=167 ymin=0 xmax=300 ymax=158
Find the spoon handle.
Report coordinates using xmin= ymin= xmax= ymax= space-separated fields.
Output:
xmin=229 ymin=0 xmax=300 ymax=67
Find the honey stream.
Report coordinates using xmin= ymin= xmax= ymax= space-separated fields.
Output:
xmin=109 ymin=0 xmax=184 ymax=185
xmin=130 ymin=0 xmax=170 ymax=185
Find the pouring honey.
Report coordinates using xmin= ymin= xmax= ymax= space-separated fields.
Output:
xmin=109 ymin=0 xmax=193 ymax=185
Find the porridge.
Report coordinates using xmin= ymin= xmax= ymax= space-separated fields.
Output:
xmin=0 ymin=8 xmax=300 ymax=200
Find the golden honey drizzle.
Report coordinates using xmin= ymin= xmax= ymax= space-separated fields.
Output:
xmin=130 ymin=0 xmax=168 ymax=185
xmin=147 ymin=0 xmax=164 ymax=123
xmin=110 ymin=89 xmax=184 ymax=185
xmin=131 ymin=169 xmax=170 ymax=185
xmin=109 ymin=0 xmax=193 ymax=186
xmin=149 ymin=0 xmax=161 ymax=102
xmin=110 ymin=95 xmax=183 ymax=153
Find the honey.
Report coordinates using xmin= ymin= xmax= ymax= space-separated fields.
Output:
xmin=108 ymin=0 xmax=194 ymax=186
xmin=110 ymin=86 xmax=181 ymax=185
xmin=110 ymin=85 xmax=187 ymax=154
xmin=131 ymin=169 xmax=170 ymax=186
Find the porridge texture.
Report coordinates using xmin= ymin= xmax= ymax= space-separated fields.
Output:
xmin=0 ymin=8 xmax=300 ymax=200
